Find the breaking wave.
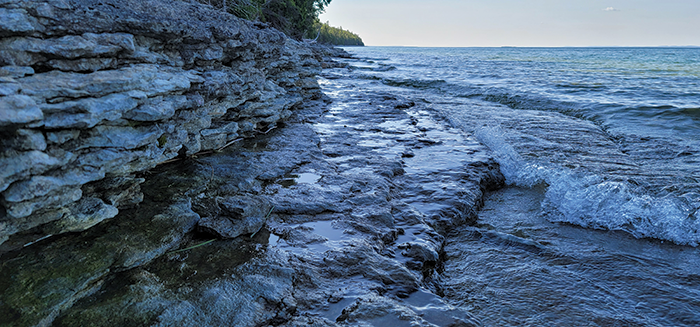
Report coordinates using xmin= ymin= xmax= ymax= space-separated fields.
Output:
xmin=475 ymin=125 xmax=700 ymax=246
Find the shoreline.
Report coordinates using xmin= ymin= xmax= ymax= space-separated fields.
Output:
xmin=1 ymin=48 xmax=504 ymax=326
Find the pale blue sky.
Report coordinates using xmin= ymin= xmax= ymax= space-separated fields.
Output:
xmin=319 ymin=0 xmax=700 ymax=47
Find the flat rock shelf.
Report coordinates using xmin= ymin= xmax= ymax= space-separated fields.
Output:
xmin=0 ymin=54 xmax=505 ymax=326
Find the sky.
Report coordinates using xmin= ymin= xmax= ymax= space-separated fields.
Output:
xmin=318 ymin=0 xmax=700 ymax=47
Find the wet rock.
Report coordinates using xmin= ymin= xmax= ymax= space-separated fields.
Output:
xmin=399 ymin=240 xmax=441 ymax=265
xmin=52 ymin=238 xmax=294 ymax=327
xmin=334 ymin=292 xmax=479 ymax=327
xmin=198 ymin=195 xmax=273 ymax=239
xmin=123 ymin=95 xmax=188 ymax=122
xmin=46 ymin=130 xmax=80 ymax=145
xmin=0 ymin=194 xmax=199 ymax=327
xmin=336 ymin=294 xmax=424 ymax=325
xmin=0 ymin=3 xmax=507 ymax=325
xmin=17 ymin=76 xmax=504 ymax=326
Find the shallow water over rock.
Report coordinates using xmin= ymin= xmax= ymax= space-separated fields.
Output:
xmin=443 ymin=186 xmax=700 ymax=326
xmin=0 ymin=53 xmax=506 ymax=326
xmin=15 ymin=47 xmax=698 ymax=326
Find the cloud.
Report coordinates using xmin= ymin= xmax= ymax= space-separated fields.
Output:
xmin=603 ymin=7 xmax=620 ymax=11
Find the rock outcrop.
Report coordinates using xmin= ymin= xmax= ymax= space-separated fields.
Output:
xmin=0 ymin=0 xmax=321 ymax=246
xmin=0 ymin=1 xmax=506 ymax=326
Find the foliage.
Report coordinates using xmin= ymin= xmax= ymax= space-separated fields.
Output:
xmin=310 ymin=21 xmax=364 ymax=46
xmin=198 ymin=0 xmax=332 ymax=40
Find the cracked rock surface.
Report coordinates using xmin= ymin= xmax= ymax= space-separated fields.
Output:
xmin=3 ymin=57 xmax=501 ymax=326
xmin=0 ymin=1 xmax=505 ymax=324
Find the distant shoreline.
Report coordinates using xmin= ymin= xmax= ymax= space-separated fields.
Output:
xmin=340 ymin=45 xmax=700 ymax=49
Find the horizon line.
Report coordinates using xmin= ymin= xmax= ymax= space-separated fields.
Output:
xmin=355 ymin=45 xmax=700 ymax=48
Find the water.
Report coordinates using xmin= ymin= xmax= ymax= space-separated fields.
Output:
xmin=340 ymin=46 xmax=700 ymax=246
xmin=335 ymin=46 xmax=700 ymax=326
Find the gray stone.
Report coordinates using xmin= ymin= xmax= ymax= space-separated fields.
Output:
xmin=0 ymin=33 xmax=134 ymax=66
xmin=200 ymin=122 xmax=239 ymax=137
xmin=97 ymin=177 xmax=145 ymax=208
xmin=46 ymin=129 xmax=80 ymax=144
xmin=5 ymin=186 xmax=82 ymax=218
xmin=78 ymin=125 xmax=161 ymax=150
xmin=399 ymin=240 xmax=441 ymax=264
xmin=0 ymin=150 xmax=61 ymax=192
xmin=154 ymin=262 xmax=295 ymax=327
xmin=3 ymin=175 xmax=65 ymax=203
xmin=46 ymin=197 xmax=119 ymax=235
xmin=0 ymin=80 xmax=20 ymax=95
xmin=2 ymin=72 xmax=504 ymax=327
xmin=47 ymin=57 xmax=118 ymax=72
xmin=0 ymin=65 xmax=33 ymax=78
xmin=123 ymin=95 xmax=187 ymax=121
xmin=177 ymin=108 xmax=213 ymax=133
xmin=0 ymin=94 xmax=42 ymax=125
xmin=0 ymin=8 xmax=42 ymax=35
xmin=198 ymin=195 xmax=273 ymax=239
xmin=40 ymin=92 xmax=139 ymax=128
xmin=0 ymin=129 xmax=47 ymax=151
xmin=3 ymin=166 xmax=105 ymax=203
xmin=0 ymin=0 xmax=341 ymax=324
xmin=199 ymin=132 xmax=226 ymax=150
xmin=76 ymin=147 xmax=167 ymax=177
xmin=18 ymin=65 xmax=198 ymax=101
xmin=0 ymin=195 xmax=200 ymax=327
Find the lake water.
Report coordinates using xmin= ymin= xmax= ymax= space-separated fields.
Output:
xmin=336 ymin=46 xmax=700 ymax=325
xmin=341 ymin=46 xmax=700 ymax=246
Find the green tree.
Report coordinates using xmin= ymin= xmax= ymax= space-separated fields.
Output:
xmin=311 ymin=21 xmax=364 ymax=46
xmin=198 ymin=0 xmax=333 ymax=40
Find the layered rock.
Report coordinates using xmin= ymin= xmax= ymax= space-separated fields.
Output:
xmin=0 ymin=0 xmax=321 ymax=245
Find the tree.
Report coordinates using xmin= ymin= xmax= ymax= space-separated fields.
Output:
xmin=198 ymin=0 xmax=333 ymax=40
xmin=312 ymin=21 xmax=364 ymax=46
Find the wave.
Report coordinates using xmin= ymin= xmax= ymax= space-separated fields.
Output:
xmin=367 ymin=69 xmax=699 ymax=130
xmin=385 ymin=78 xmax=446 ymax=89
xmin=477 ymin=92 xmax=585 ymax=119
xmin=554 ymin=82 xmax=607 ymax=90
xmin=467 ymin=90 xmax=700 ymax=134
xmin=361 ymin=76 xmax=448 ymax=90
xmin=682 ymin=107 xmax=700 ymax=117
xmin=352 ymin=65 xmax=397 ymax=72
xmin=475 ymin=125 xmax=700 ymax=246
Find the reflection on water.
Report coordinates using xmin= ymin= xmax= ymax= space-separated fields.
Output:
xmin=276 ymin=172 xmax=322 ymax=188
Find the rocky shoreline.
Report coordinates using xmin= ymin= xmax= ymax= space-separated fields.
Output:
xmin=2 ymin=56 xmax=505 ymax=326
xmin=1 ymin=0 xmax=505 ymax=325
xmin=0 ymin=0 xmax=322 ymax=248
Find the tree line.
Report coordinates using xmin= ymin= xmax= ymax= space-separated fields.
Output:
xmin=311 ymin=21 xmax=363 ymax=46
xmin=195 ymin=0 xmax=363 ymax=45
xmin=195 ymin=0 xmax=327 ymax=40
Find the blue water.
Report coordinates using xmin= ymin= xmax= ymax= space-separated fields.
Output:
xmin=340 ymin=47 xmax=700 ymax=246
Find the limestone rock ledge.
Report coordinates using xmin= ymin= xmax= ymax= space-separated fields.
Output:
xmin=0 ymin=0 xmax=321 ymax=245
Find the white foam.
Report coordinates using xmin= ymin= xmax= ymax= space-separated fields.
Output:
xmin=475 ymin=125 xmax=700 ymax=246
